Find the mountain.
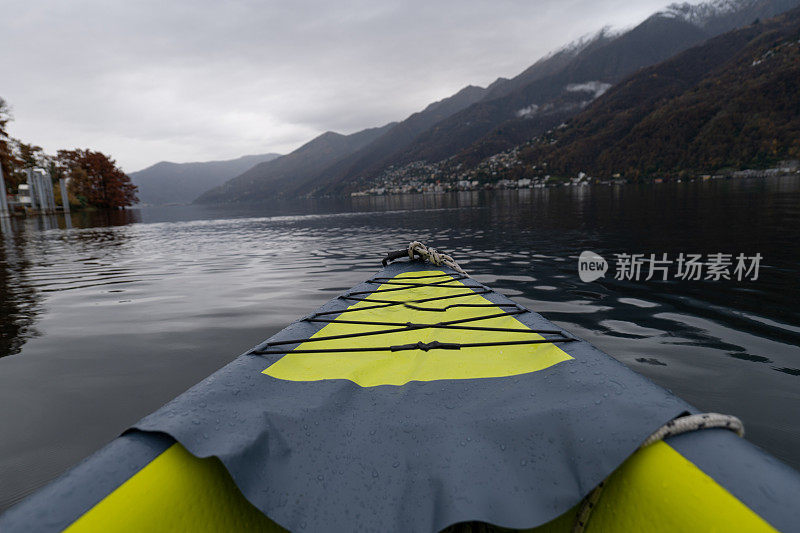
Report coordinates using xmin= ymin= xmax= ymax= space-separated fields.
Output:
xmin=304 ymin=85 xmax=489 ymax=195
xmin=194 ymin=124 xmax=395 ymax=203
xmin=392 ymin=0 xmax=800 ymax=175
xmin=519 ymin=6 xmax=800 ymax=178
xmin=663 ymin=0 xmax=797 ymax=33
xmin=196 ymin=0 xmax=800 ymax=202
xmin=383 ymin=14 xmax=711 ymax=173
xmin=129 ymin=153 xmax=280 ymax=205
xmin=315 ymin=0 xmax=800 ymax=196
xmin=195 ymin=84 xmax=494 ymax=203
xmin=308 ymin=33 xmax=625 ymax=196
xmin=481 ymin=29 xmax=619 ymax=101
xmin=195 ymin=33 xmax=614 ymax=203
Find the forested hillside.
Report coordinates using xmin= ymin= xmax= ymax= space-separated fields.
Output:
xmin=520 ymin=7 xmax=800 ymax=179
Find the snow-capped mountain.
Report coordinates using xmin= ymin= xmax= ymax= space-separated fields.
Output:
xmin=660 ymin=0 xmax=759 ymax=26
xmin=524 ymin=3 xmax=800 ymax=179
xmin=658 ymin=0 xmax=800 ymax=35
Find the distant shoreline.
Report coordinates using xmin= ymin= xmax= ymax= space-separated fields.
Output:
xmin=349 ymin=166 xmax=800 ymax=197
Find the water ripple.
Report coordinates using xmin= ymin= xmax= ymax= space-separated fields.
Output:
xmin=0 ymin=177 xmax=799 ymax=511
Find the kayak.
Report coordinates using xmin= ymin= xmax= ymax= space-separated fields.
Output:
xmin=1 ymin=243 xmax=799 ymax=532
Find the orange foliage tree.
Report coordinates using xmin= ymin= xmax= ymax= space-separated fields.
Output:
xmin=60 ymin=149 xmax=138 ymax=208
xmin=0 ymin=97 xmax=14 ymax=189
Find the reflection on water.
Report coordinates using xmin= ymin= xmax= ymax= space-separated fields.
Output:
xmin=0 ymin=211 xmax=143 ymax=358
xmin=0 ymin=228 xmax=42 ymax=357
xmin=0 ymin=176 xmax=799 ymax=510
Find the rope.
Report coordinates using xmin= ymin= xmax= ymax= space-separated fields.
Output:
xmin=408 ymin=241 xmax=468 ymax=276
xmin=381 ymin=242 xmax=468 ymax=276
xmin=572 ymin=413 xmax=744 ymax=533
xmin=641 ymin=412 xmax=744 ymax=446
xmin=252 ymin=337 xmax=575 ymax=356
xmin=247 ymin=269 xmax=578 ymax=356
xmin=313 ymin=289 xmax=496 ymax=316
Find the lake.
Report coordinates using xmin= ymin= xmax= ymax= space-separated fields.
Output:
xmin=1 ymin=176 xmax=799 ymax=511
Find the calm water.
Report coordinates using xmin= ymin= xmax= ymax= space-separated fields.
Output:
xmin=1 ymin=177 xmax=799 ymax=511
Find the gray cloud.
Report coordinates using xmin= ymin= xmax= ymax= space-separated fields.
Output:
xmin=1 ymin=0 xmax=671 ymax=171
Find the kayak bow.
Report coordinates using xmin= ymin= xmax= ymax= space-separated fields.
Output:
xmin=2 ymin=244 xmax=798 ymax=532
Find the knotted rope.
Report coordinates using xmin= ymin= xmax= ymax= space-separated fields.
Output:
xmin=572 ymin=413 xmax=744 ymax=532
xmin=382 ymin=241 xmax=468 ymax=276
xmin=407 ymin=241 xmax=468 ymax=276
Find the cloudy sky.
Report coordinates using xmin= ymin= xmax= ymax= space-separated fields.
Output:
xmin=2 ymin=0 xmax=673 ymax=172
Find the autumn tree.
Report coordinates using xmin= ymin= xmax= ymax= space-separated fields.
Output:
xmin=60 ymin=149 xmax=138 ymax=208
xmin=0 ymin=98 xmax=38 ymax=191
xmin=18 ymin=142 xmax=46 ymax=169
xmin=0 ymin=97 xmax=15 ymax=191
